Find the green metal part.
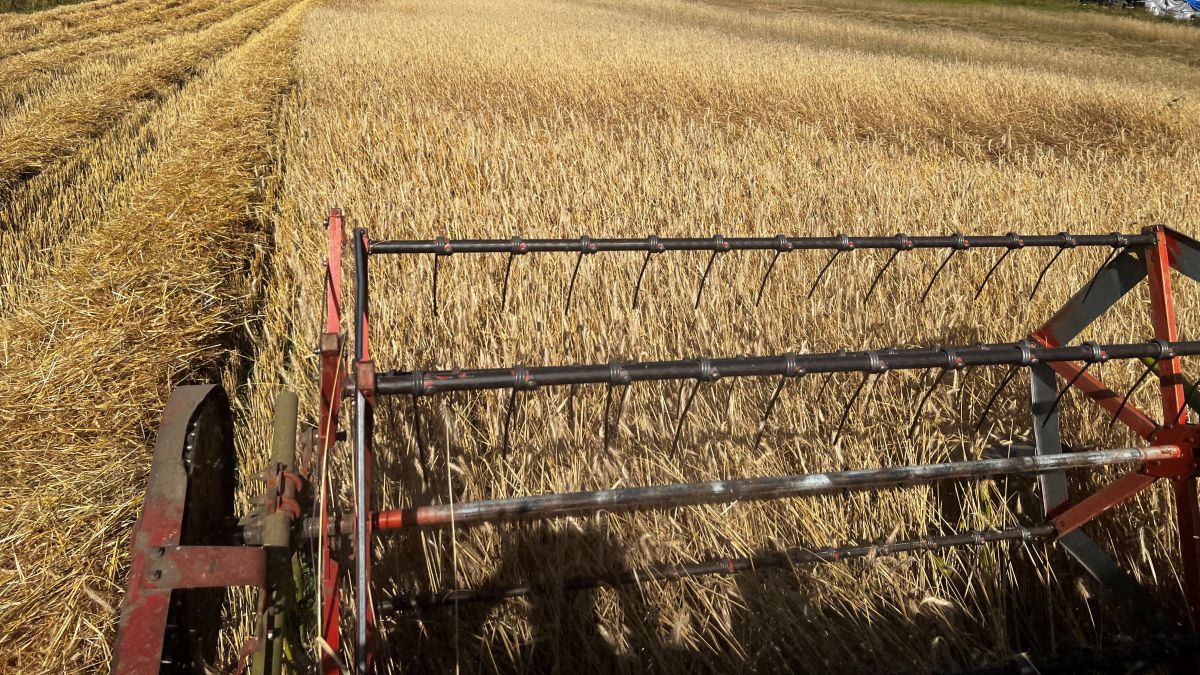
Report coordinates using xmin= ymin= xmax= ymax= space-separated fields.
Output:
xmin=252 ymin=391 xmax=300 ymax=675
xmin=1138 ymin=357 xmax=1200 ymax=415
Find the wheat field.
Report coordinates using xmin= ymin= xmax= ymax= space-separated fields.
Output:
xmin=0 ymin=0 xmax=308 ymax=670
xmin=2 ymin=0 xmax=1199 ymax=672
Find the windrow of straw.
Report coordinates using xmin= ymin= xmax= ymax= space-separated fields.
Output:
xmin=0 ymin=0 xmax=298 ymax=192
xmin=0 ymin=0 xmax=286 ymax=312
xmin=248 ymin=0 xmax=1199 ymax=671
xmin=0 ymin=0 xmax=308 ymax=671
xmin=0 ymin=0 xmax=267 ymax=107
xmin=0 ymin=0 xmax=150 ymax=54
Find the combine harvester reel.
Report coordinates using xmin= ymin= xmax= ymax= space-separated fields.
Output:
xmin=113 ymin=213 xmax=1200 ymax=673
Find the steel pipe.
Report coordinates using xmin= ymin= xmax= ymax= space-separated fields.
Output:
xmin=369 ymin=232 xmax=1151 ymax=255
xmin=379 ymin=525 xmax=1054 ymax=612
xmin=300 ymin=445 xmax=1177 ymax=536
xmin=376 ymin=339 xmax=1200 ymax=397
xmin=352 ymin=229 xmax=371 ymax=674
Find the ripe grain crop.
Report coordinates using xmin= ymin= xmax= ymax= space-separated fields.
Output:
xmin=0 ymin=0 xmax=308 ymax=671
xmin=244 ymin=0 xmax=1200 ymax=671
xmin=2 ymin=0 xmax=1198 ymax=672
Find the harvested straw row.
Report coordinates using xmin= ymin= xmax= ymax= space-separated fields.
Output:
xmin=0 ymin=0 xmax=297 ymax=191
xmin=0 ymin=0 xmax=152 ymax=55
xmin=0 ymin=95 xmax=162 ymax=314
xmin=0 ymin=0 xmax=266 ymax=104
xmin=257 ymin=0 xmax=1198 ymax=671
xmin=0 ymin=0 xmax=287 ymax=310
xmin=0 ymin=1 xmax=307 ymax=671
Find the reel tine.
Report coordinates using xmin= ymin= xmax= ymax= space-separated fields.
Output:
xmin=974 ymin=249 xmax=1013 ymax=300
xmin=755 ymin=250 xmax=783 ymax=307
xmin=864 ymin=250 xmax=900 ymax=304
xmin=565 ymin=252 xmax=585 ymax=316
xmin=566 ymin=383 xmax=579 ymax=430
xmin=501 ymin=236 xmax=526 ymax=310
xmin=1028 ymin=234 xmax=1075 ymax=302
xmin=604 ymin=362 xmax=632 ymax=453
xmin=755 ymin=237 xmax=792 ymax=307
xmin=614 ymin=383 xmax=631 ymax=442
xmin=973 ymin=365 xmax=1021 ymax=434
xmin=816 ymin=371 xmax=836 ymax=406
xmin=412 ymin=394 xmax=429 ymax=487
xmin=752 ymin=375 xmax=790 ymax=451
xmin=1108 ymin=358 xmax=1159 ymax=431
xmin=564 ymin=236 xmax=596 ymax=316
xmin=1083 ymin=246 xmax=1123 ymax=301
xmin=919 ymin=249 xmax=957 ymax=304
xmin=832 ymin=372 xmax=873 ymax=444
xmin=502 ymin=388 xmax=520 ymax=457
xmin=431 ymin=255 xmax=441 ymax=317
xmin=864 ymin=235 xmax=910 ymax=304
xmin=432 ymin=237 xmax=451 ymax=318
xmin=631 ymin=251 xmax=653 ymax=309
xmin=907 ymin=367 xmax=948 ymax=439
xmin=500 ymin=253 xmax=515 ymax=310
xmin=974 ymin=233 xmax=1024 ymax=300
xmin=808 ymin=250 xmax=842 ymax=298
xmin=671 ymin=379 xmax=703 ymax=457
xmin=694 ymin=236 xmax=727 ymax=310
xmin=603 ymin=384 xmax=616 ymax=453
xmin=1028 ymin=248 xmax=1065 ymax=302
xmin=1042 ymin=363 xmax=1091 ymax=427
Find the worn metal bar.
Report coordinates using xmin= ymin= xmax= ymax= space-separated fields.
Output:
xmin=377 ymin=340 xmax=1200 ymax=397
xmin=352 ymin=229 xmax=373 ymax=674
xmin=1030 ymin=364 xmax=1070 ymax=516
xmin=370 ymin=232 xmax=1153 ymax=255
xmin=1147 ymin=227 xmax=1187 ymax=427
xmin=251 ymin=390 xmax=301 ymax=675
xmin=344 ymin=446 xmax=1179 ymax=533
xmin=1030 ymin=361 xmax=1173 ymax=628
xmin=379 ymin=525 xmax=1054 ymax=612
xmin=150 ymin=546 xmax=265 ymax=590
xmin=1052 ymin=471 xmax=1157 ymax=540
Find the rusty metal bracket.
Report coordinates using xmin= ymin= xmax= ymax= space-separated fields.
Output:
xmin=112 ymin=385 xmax=240 ymax=674
xmin=141 ymin=545 xmax=266 ymax=590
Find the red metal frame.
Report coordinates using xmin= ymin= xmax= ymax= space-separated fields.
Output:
xmin=112 ymin=385 xmax=252 ymax=673
xmin=1146 ymin=227 xmax=1200 ymax=624
xmin=1030 ymin=226 xmax=1200 ymax=627
xmin=109 ymin=219 xmax=1200 ymax=674
xmin=319 ymin=209 xmax=346 ymax=674
xmin=1024 ymin=344 xmax=1160 ymax=442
